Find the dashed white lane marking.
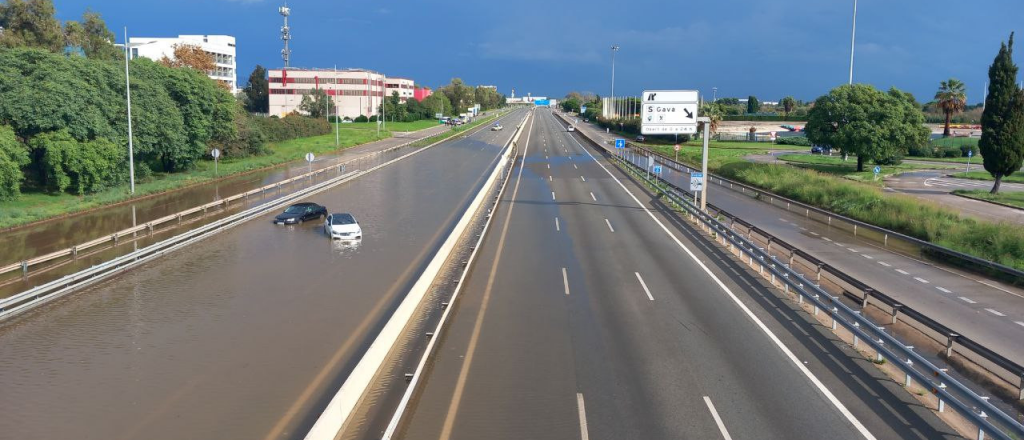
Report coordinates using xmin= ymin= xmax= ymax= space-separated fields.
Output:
xmin=878 ymin=262 xmax=892 ymax=267
xmin=581 ymin=175 xmax=586 ymax=182
xmin=555 ymin=217 xmax=560 ymax=232
xmin=605 ymin=219 xmax=615 ymax=233
xmin=590 ymin=192 xmax=596 ymax=201
xmin=703 ymin=396 xmax=734 ymax=440
xmin=562 ymin=268 xmax=570 ymax=296
xmin=577 ymin=393 xmax=590 ymax=440
xmin=1016 ymin=321 xmax=1024 ymax=328
xmin=936 ymin=287 xmax=952 ymax=293
xmin=635 ymin=272 xmax=654 ymax=301
xmin=895 ymin=269 xmax=910 ymax=275
xmin=959 ymin=297 xmax=977 ymax=304
xmin=847 ymin=248 xmax=858 ymax=253
xmin=552 ymin=191 xmax=556 ymax=200
xmin=549 ymin=175 xmax=552 ymax=181
xmin=574 ymin=163 xmax=578 ymax=169
xmin=823 ymin=237 xmax=833 ymax=242
xmin=809 ymin=232 xmax=820 ymax=236
xmin=546 ymin=155 xmax=549 ymax=159
xmin=861 ymin=254 xmax=874 ymax=260
xmin=779 ymin=217 xmax=788 ymax=222
xmin=547 ymin=164 xmax=551 ymax=169
xmin=985 ymin=308 xmax=1006 ymax=317
xmin=914 ymin=277 xmax=930 ymax=284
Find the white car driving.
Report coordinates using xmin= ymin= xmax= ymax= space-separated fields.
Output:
xmin=324 ymin=213 xmax=362 ymax=240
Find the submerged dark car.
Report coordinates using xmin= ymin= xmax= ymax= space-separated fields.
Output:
xmin=274 ymin=202 xmax=327 ymax=225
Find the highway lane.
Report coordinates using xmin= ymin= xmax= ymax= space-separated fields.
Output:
xmin=0 ymin=122 xmax=452 ymax=295
xmin=398 ymin=109 xmax=957 ymax=440
xmin=574 ymin=118 xmax=1024 ymax=367
xmin=0 ymin=109 xmax=526 ymax=440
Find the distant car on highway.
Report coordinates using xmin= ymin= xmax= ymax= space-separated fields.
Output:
xmin=567 ymin=125 xmax=575 ymax=132
xmin=635 ymin=135 xmax=646 ymax=143
xmin=811 ymin=146 xmax=823 ymax=154
xmin=491 ymin=123 xmax=503 ymax=131
xmin=324 ymin=213 xmax=362 ymax=240
xmin=274 ymin=202 xmax=327 ymax=225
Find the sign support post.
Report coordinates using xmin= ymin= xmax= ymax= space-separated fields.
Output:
xmin=697 ymin=117 xmax=710 ymax=211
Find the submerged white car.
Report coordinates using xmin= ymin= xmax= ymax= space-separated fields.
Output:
xmin=324 ymin=213 xmax=362 ymax=240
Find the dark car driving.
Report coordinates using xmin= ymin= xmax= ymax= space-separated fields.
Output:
xmin=274 ymin=202 xmax=327 ymax=225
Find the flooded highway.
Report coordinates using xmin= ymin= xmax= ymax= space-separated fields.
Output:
xmin=0 ymin=124 xmax=448 ymax=280
xmin=0 ymin=109 xmax=526 ymax=440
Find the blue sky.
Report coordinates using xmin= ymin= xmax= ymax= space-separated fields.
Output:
xmin=57 ymin=0 xmax=1022 ymax=103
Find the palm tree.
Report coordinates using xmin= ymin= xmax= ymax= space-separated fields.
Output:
xmin=699 ymin=102 xmax=722 ymax=138
xmin=935 ymin=78 xmax=967 ymax=137
xmin=780 ymin=96 xmax=797 ymax=119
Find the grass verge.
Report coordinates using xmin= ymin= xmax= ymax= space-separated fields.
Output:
xmin=949 ymin=171 xmax=1024 ymax=184
xmin=777 ymin=154 xmax=956 ymax=184
xmin=953 ymin=190 xmax=1024 ymax=210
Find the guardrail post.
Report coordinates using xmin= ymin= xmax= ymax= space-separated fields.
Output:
xmin=852 ymin=322 xmax=860 ymax=348
xmin=854 ymin=224 xmax=858 ymax=236
xmin=861 ymin=288 xmax=872 ymax=308
xmin=978 ymin=412 xmax=988 ymax=440
xmin=904 ymin=356 xmax=914 ymax=387
xmin=813 ymin=294 xmax=820 ymax=315
xmin=72 ymin=246 xmax=78 ymax=258
xmin=891 ymin=304 xmax=902 ymax=325
xmin=112 ymin=233 xmax=118 ymax=244
xmin=816 ymin=263 xmax=823 ymax=281
xmin=21 ymin=260 xmax=28 ymax=278
xmin=876 ymin=340 xmax=885 ymax=363
xmin=945 ymin=333 xmax=958 ymax=357
xmin=831 ymin=307 xmax=838 ymax=330
xmin=1018 ymin=374 xmax=1023 ymax=400
xmin=937 ymin=382 xmax=947 ymax=412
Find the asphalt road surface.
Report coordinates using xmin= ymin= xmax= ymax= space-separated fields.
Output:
xmin=0 ymin=109 xmax=527 ymax=440
xmin=398 ymin=109 xmax=958 ymax=440
xmin=886 ymin=171 xmax=1024 ymax=224
xmin=575 ymin=119 xmax=1024 ymax=368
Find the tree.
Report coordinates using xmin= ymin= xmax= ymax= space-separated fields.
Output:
xmin=298 ymin=88 xmax=334 ymax=119
xmin=80 ymin=11 xmax=118 ymax=60
xmin=0 ymin=125 xmax=30 ymax=200
xmin=420 ymin=93 xmax=452 ymax=118
xmin=746 ymin=95 xmax=760 ymax=114
xmin=805 ymin=84 xmax=929 ymax=172
xmin=980 ymin=33 xmax=1024 ymax=194
xmin=561 ymin=97 xmax=581 ymax=113
xmin=243 ymin=65 xmax=269 ymax=113
xmin=160 ymin=44 xmax=215 ymax=73
xmin=29 ymin=129 xmax=122 ymax=194
xmin=0 ymin=0 xmax=64 ymax=52
xmin=780 ymin=96 xmax=797 ymax=119
xmin=698 ymin=102 xmax=723 ymax=136
xmin=935 ymin=78 xmax=967 ymax=137
xmin=438 ymin=78 xmax=473 ymax=114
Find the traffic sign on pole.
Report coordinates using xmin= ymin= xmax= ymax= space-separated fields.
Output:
xmin=615 ymin=139 xmax=625 ymax=149
xmin=306 ymin=152 xmax=315 ymax=174
xmin=211 ymin=148 xmax=220 ymax=176
xmin=690 ymin=172 xmax=704 ymax=192
xmin=653 ymin=165 xmax=663 ymax=174
xmin=641 ymin=90 xmax=699 ymax=135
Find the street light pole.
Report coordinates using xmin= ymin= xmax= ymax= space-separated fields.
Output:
xmin=610 ymin=45 xmax=619 ymax=119
xmin=712 ymin=87 xmax=717 ymax=102
xmin=849 ymin=0 xmax=857 ymax=85
xmin=123 ymin=28 xmax=135 ymax=195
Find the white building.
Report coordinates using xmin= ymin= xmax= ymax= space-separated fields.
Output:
xmin=127 ymin=35 xmax=238 ymax=91
xmin=268 ymin=68 xmax=387 ymax=119
xmin=385 ymin=77 xmax=415 ymax=103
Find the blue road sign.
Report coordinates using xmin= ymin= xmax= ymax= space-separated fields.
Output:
xmin=873 ymin=166 xmax=881 ymax=174
xmin=615 ymin=139 xmax=625 ymax=149
xmin=581 ymin=105 xmax=587 ymax=113
xmin=653 ymin=165 xmax=663 ymax=173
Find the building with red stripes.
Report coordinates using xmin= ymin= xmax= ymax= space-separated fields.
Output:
xmin=268 ymin=68 xmax=387 ymax=119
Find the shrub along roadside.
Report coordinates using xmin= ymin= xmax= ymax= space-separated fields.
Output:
xmin=713 ymin=161 xmax=1024 ymax=270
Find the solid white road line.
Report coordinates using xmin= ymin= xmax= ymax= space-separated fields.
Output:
xmin=563 ymin=268 xmax=570 ymax=296
xmin=914 ymin=277 xmax=930 ymax=284
xmin=895 ymin=269 xmax=910 ymax=275
xmin=559 ymin=113 xmax=877 ymax=440
xmin=985 ymin=308 xmax=1006 ymax=317
xmin=605 ymin=219 xmax=615 ymax=233
xmin=590 ymin=192 xmax=596 ymax=201
xmin=936 ymin=287 xmax=952 ymax=293
xmin=577 ymin=393 xmax=590 ymax=440
xmin=556 ymin=217 xmax=560 ymax=232
xmin=878 ymin=261 xmax=892 ymax=267
xmin=635 ymin=272 xmax=654 ymax=301
xmin=959 ymin=297 xmax=977 ymax=304
xmin=703 ymin=396 xmax=734 ymax=440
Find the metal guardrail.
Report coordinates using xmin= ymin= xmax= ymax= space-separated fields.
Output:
xmin=0 ymin=111 xmax=515 ymax=322
xmin=0 ymin=113 xmax=507 ymax=282
xmin=623 ymin=142 xmax=1024 ymax=286
xmin=562 ymin=118 xmax=1024 ymax=439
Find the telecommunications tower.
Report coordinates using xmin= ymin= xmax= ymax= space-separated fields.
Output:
xmin=279 ymin=3 xmax=291 ymax=68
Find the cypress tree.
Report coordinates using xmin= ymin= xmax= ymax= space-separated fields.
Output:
xmin=980 ymin=32 xmax=1024 ymax=193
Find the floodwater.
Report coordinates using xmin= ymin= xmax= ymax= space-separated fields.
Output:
xmin=0 ymin=110 xmax=525 ymax=440
xmin=0 ymin=126 xmax=448 ymax=297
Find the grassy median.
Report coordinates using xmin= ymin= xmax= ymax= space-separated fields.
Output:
xmin=777 ymin=154 xmax=956 ymax=184
xmin=953 ymin=190 xmax=1024 ymax=210
xmin=0 ymin=124 xmax=410 ymax=230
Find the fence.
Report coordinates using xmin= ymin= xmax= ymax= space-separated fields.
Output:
xmin=561 ymin=112 xmax=1024 ymax=440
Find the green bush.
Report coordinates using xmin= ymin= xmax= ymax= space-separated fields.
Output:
xmin=252 ymin=114 xmax=330 ymax=143
xmin=960 ymin=144 xmax=979 ymax=157
xmin=0 ymin=125 xmax=30 ymax=201
xmin=940 ymin=146 xmax=961 ymax=158
xmin=354 ymin=115 xmax=369 ymax=123
xmin=29 ymin=130 xmax=123 ymax=195
xmin=908 ymin=143 xmax=935 ymax=158
xmin=775 ymin=136 xmax=811 ymax=146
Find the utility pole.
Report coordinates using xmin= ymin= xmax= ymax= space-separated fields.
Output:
xmin=849 ymin=0 xmax=857 ymax=84
xmin=610 ymin=45 xmax=619 ymax=118
xmin=334 ymin=69 xmax=339 ymax=147
xmin=123 ymin=28 xmax=135 ymax=195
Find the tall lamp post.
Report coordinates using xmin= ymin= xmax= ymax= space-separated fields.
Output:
xmin=712 ymin=87 xmax=718 ymax=102
xmin=123 ymin=28 xmax=135 ymax=195
xmin=610 ymin=45 xmax=619 ymax=118
xmin=849 ymin=0 xmax=857 ymax=84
